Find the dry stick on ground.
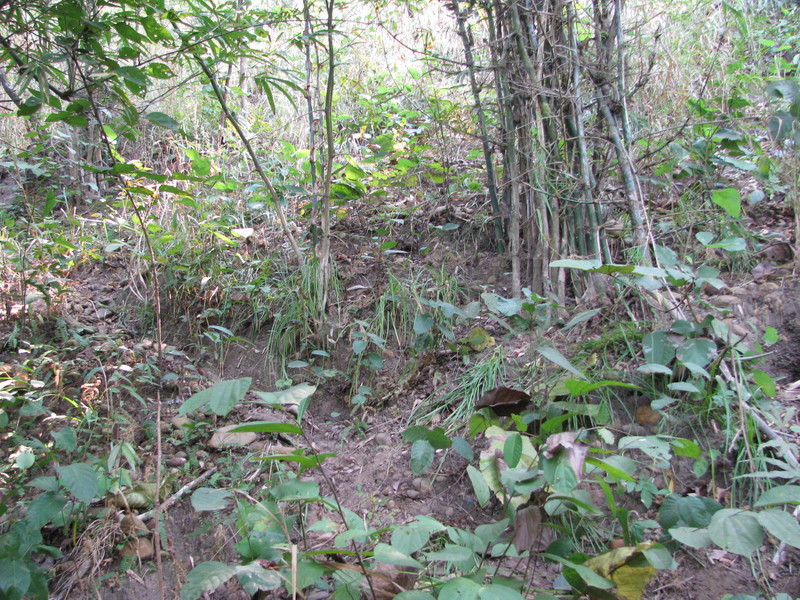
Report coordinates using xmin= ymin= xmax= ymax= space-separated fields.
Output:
xmin=138 ymin=468 xmax=218 ymax=521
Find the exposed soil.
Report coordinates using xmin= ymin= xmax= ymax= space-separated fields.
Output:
xmin=2 ymin=194 xmax=800 ymax=600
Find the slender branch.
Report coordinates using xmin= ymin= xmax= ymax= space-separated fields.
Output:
xmin=195 ymin=57 xmax=305 ymax=266
xmin=318 ymin=0 xmax=336 ymax=311
xmin=76 ymin=58 xmax=168 ymax=600
xmin=0 ymin=68 xmax=22 ymax=107
xmin=452 ymin=2 xmax=505 ymax=252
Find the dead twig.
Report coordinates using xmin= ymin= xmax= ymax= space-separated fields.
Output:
xmin=139 ymin=467 xmax=218 ymax=521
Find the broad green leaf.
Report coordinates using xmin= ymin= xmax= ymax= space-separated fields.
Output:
xmin=27 ymin=476 xmax=59 ymax=492
xmin=452 ymin=437 xmax=474 ymax=461
xmin=181 ymin=561 xmax=238 ymax=600
xmin=113 ymin=22 xmax=147 ymax=44
xmin=148 ymin=62 xmax=174 ymax=79
xmin=585 ymin=457 xmax=635 ymax=482
xmin=696 ymin=231 xmax=715 ymax=245
xmin=768 ymin=112 xmax=795 ymax=141
xmin=289 ymin=560 xmax=326 ymax=593
xmin=190 ymin=488 xmax=232 ymax=511
xmin=228 ymin=422 xmax=302 ymax=434
xmin=0 ymin=559 xmax=31 ymax=595
xmin=425 ymin=544 xmax=475 ymax=563
xmin=235 ymin=562 xmax=283 ymax=594
xmin=467 ymin=464 xmax=490 ymax=507
xmin=146 ymin=111 xmax=180 ymax=132
xmin=636 ymin=363 xmax=674 ymax=375
xmin=536 ymin=346 xmax=586 ymax=380
xmin=414 ymin=313 xmax=434 ymax=335
xmin=667 ymin=382 xmax=701 ymax=393
xmin=372 ymin=543 xmax=424 ymax=568
xmin=680 ymin=361 xmax=711 ymax=379
xmin=52 ymin=427 xmax=77 ymax=451
xmin=24 ymin=492 xmax=68 ymax=528
xmin=481 ymin=293 xmax=524 ymax=317
xmin=192 ymin=157 xmax=211 ymax=177
xmin=504 ymin=434 xmax=523 ymax=468
xmin=478 ymin=584 xmax=526 ymax=599
xmin=677 ymin=339 xmax=717 ymax=368
xmin=254 ymin=452 xmax=334 ymax=470
xmin=714 ymin=157 xmax=756 ymax=172
xmin=754 ymin=485 xmax=800 ymax=507
xmin=561 ymin=309 xmax=601 ymax=330
xmin=565 ymin=380 xmax=641 ymax=396
xmin=708 ymin=509 xmax=763 ymax=556
xmin=669 ymin=438 xmax=701 ymax=458
xmin=543 ymin=553 xmax=614 ymax=589
xmin=410 ymin=440 xmax=434 ymax=475
xmin=391 ymin=517 xmax=445 ymax=555
xmin=474 ymin=519 xmax=509 ymax=549
xmin=439 ymin=577 xmax=481 ymax=600
xmin=549 ymin=259 xmax=602 ymax=271
xmin=766 ymin=79 xmax=800 ymax=102
xmin=352 ymin=339 xmax=368 ymax=355
xmin=641 ymin=543 xmax=677 ymax=569
xmin=762 ymin=327 xmax=779 ymax=345
xmin=56 ymin=463 xmax=99 ymax=503
xmin=642 ymin=331 xmax=675 ymax=366
xmin=427 ymin=427 xmax=452 ymax=450
xmin=633 ymin=265 xmax=668 ymax=278
xmin=752 ymin=370 xmax=777 ymax=397
xmin=15 ymin=450 xmax=35 ymax=469
xmin=116 ymin=65 xmax=148 ymax=87
xmin=659 ymin=494 xmax=721 ymax=529
xmin=402 ymin=426 xmax=431 ymax=443
xmin=706 ymin=236 xmax=746 ymax=251
xmin=756 ymin=509 xmax=800 ymax=549
xmin=711 ymin=188 xmax=741 ymax=218
xmin=654 ymin=244 xmax=678 ymax=268
xmin=619 ymin=436 xmax=672 ymax=465
xmin=178 ymin=378 xmax=251 ymax=417
xmin=667 ymin=527 xmax=712 ymax=549
xmin=396 ymin=592 xmax=436 ymax=600
xmin=270 ymin=480 xmax=320 ymax=501
xmin=141 ymin=15 xmax=173 ymax=41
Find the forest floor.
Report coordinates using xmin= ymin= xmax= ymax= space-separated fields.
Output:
xmin=3 ymin=185 xmax=800 ymax=600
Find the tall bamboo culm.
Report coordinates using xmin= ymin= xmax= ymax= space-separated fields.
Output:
xmin=450 ymin=0 xmax=654 ymax=299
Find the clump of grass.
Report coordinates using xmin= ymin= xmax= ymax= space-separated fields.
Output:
xmin=371 ymin=270 xmax=414 ymax=348
xmin=409 ymin=346 xmax=507 ymax=430
xmin=265 ymin=259 xmax=340 ymax=377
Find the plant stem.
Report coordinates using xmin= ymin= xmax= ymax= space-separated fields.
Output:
xmin=195 ymin=57 xmax=305 ymax=267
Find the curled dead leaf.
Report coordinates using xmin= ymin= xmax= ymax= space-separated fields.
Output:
xmin=475 ymin=386 xmax=531 ymax=416
xmin=513 ymin=505 xmax=543 ymax=553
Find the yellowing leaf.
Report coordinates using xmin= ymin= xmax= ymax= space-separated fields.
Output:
xmin=583 ymin=542 xmax=660 ymax=600
xmin=466 ymin=326 xmax=495 ymax=351
xmin=611 ymin=563 xmax=656 ymax=600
